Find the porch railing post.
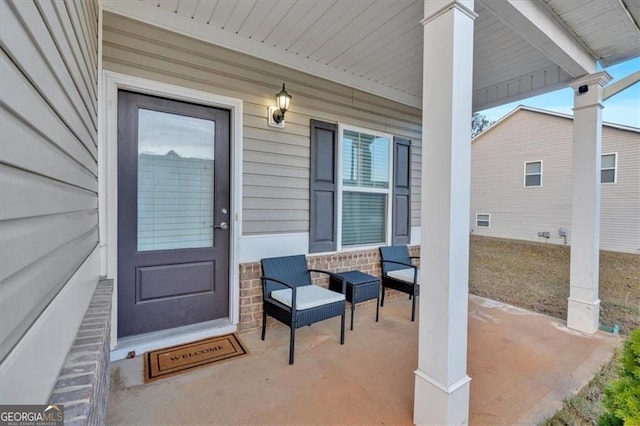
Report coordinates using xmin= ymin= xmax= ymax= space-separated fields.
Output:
xmin=567 ymin=71 xmax=612 ymax=334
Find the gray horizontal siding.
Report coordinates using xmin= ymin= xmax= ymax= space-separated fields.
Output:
xmin=0 ymin=226 xmax=98 ymax=362
xmin=0 ymin=211 xmax=98 ymax=281
xmin=1 ymin=55 xmax=97 ymax=173
xmin=0 ymin=166 xmax=97 ymax=219
xmin=471 ymin=109 xmax=640 ymax=254
xmin=1 ymin=106 xmax=96 ymax=191
xmin=37 ymin=1 xmax=98 ymax=119
xmin=600 ymin=127 xmax=640 ymax=253
xmin=101 ymin=12 xmax=422 ymax=235
xmin=471 ymin=110 xmax=574 ymax=245
xmin=0 ymin=0 xmax=98 ymax=361
xmin=2 ymin=1 xmax=96 ymax=155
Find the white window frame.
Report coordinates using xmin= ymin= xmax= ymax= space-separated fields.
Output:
xmin=524 ymin=160 xmax=543 ymax=187
xmin=476 ymin=213 xmax=490 ymax=228
xmin=337 ymin=124 xmax=394 ymax=250
xmin=601 ymin=152 xmax=617 ymax=184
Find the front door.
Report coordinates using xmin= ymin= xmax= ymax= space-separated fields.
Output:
xmin=117 ymin=90 xmax=230 ymax=338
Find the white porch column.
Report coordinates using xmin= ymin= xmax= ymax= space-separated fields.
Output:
xmin=415 ymin=1 xmax=476 ymax=425
xmin=567 ymin=72 xmax=612 ymax=334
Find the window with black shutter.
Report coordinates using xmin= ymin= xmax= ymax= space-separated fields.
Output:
xmin=309 ymin=120 xmax=411 ymax=253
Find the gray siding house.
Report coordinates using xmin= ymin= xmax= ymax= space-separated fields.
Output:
xmin=1 ymin=0 xmax=638 ymax=423
xmin=471 ymin=106 xmax=640 ymax=254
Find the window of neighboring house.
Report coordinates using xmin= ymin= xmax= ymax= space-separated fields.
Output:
xmin=524 ymin=161 xmax=542 ymax=187
xmin=340 ymin=127 xmax=392 ymax=247
xmin=476 ymin=213 xmax=490 ymax=227
xmin=601 ymin=153 xmax=617 ymax=184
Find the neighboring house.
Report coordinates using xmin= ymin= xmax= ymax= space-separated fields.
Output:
xmin=1 ymin=0 xmax=639 ymax=424
xmin=471 ymin=106 xmax=640 ymax=254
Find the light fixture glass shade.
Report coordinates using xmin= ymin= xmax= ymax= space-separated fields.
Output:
xmin=275 ymin=84 xmax=292 ymax=112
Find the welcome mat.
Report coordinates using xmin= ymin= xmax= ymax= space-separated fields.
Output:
xmin=144 ymin=334 xmax=248 ymax=383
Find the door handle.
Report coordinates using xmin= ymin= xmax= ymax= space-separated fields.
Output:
xmin=213 ymin=222 xmax=228 ymax=230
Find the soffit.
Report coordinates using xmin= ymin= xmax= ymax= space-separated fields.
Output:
xmin=543 ymin=0 xmax=640 ymax=68
xmin=109 ymin=0 xmax=640 ymax=110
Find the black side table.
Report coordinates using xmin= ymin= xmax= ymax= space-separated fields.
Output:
xmin=329 ymin=270 xmax=381 ymax=330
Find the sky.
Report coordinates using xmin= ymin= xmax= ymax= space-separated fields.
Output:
xmin=478 ymin=58 xmax=640 ymax=128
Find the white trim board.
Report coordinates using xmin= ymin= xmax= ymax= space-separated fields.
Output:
xmin=238 ymin=233 xmax=309 ymax=263
xmin=110 ymin=319 xmax=236 ymax=361
xmin=99 ymin=70 xmax=244 ymax=350
xmin=238 ymin=227 xmax=422 ymax=263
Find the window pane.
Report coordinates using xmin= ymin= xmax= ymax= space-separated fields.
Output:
xmin=525 ymin=174 xmax=541 ymax=187
xmin=602 ymin=154 xmax=615 ymax=168
xmin=526 ymin=162 xmax=541 ymax=174
xmin=137 ymin=109 xmax=215 ymax=251
xmin=342 ymin=192 xmax=386 ymax=246
xmin=601 ymin=169 xmax=615 ymax=183
xmin=343 ymin=130 xmax=389 ymax=188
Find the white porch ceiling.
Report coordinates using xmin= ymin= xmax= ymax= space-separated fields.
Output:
xmin=103 ymin=0 xmax=640 ymax=111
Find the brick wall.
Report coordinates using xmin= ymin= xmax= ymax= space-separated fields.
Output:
xmin=49 ymin=279 xmax=112 ymax=425
xmin=238 ymin=246 xmax=419 ymax=332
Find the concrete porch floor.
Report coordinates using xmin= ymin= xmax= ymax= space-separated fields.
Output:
xmin=107 ymin=295 xmax=620 ymax=425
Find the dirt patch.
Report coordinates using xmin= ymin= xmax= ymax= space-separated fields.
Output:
xmin=469 ymin=235 xmax=640 ymax=334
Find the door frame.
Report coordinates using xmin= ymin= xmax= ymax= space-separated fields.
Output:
xmin=100 ymin=71 xmax=243 ymax=357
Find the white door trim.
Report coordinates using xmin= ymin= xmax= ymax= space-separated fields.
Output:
xmin=99 ymin=70 xmax=243 ymax=353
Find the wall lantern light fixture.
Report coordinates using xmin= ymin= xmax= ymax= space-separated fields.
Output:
xmin=268 ymin=83 xmax=292 ymax=128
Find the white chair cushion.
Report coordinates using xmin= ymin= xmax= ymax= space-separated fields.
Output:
xmin=271 ymin=285 xmax=345 ymax=310
xmin=386 ymin=268 xmax=418 ymax=284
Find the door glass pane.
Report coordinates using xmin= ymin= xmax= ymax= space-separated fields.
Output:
xmin=137 ymin=108 xmax=215 ymax=251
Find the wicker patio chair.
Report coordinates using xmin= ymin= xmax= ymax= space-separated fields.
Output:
xmin=260 ymin=255 xmax=347 ymax=364
xmin=379 ymin=245 xmax=420 ymax=321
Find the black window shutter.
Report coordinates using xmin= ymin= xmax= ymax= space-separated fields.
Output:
xmin=392 ymin=137 xmax=412 ymax=245
xmin=309 ymin=120 xmax=338 ymax=253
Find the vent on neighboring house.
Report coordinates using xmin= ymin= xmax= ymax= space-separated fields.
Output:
xmin=538 ymin=231 xmax=550 ymax=239
xmin=476 ymin=213 xmax=490 ymax=227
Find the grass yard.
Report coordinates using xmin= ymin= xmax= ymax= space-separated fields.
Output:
xmin=468 ymin=235 xmax=639 ymax=425
xmin=469 ymin=235 xmax=640 ymax=334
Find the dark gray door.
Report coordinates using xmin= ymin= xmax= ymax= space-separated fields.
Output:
xmin=117 ymin=90 xmax=230 ymax=338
